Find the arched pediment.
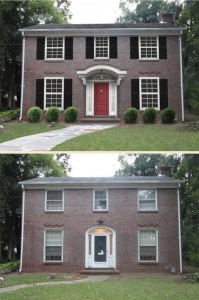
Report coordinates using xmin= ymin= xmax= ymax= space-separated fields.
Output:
xmin=77 ymin=65 xmax=127 ymax=85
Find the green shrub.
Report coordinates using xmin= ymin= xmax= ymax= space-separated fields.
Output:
xmin=191 ymin=101 xmax=199 ymax=114
xmin=27 ymin=106 xmax=42 ymax=122
xmin=188 ymin=252 xmax=199 ymax=267
xmin=123 ymin=107 xmax=138 ymax=123
xmin=0 ymin=260 xmax=20 ymax=274
xmin=0 ymin=109 xmax=20 ymax=122
xmin=161 ymin=108 xmax=176 ymax=123
xmin=45 ymin=107 xmax=60 ymax=122
xmin=64 ymin=106 xmax=78 ymax=122
xmin=142 ymin=107 xmax=157 ymax=123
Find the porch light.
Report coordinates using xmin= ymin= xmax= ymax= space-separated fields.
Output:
xmin=100 ymin=70 xmax=103 ymax=80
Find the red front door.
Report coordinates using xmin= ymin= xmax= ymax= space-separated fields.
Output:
xmin=94 ymin=83 xmax=109 ymax=116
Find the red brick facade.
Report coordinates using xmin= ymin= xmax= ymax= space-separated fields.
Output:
xmin=20 ymin=23 xmax=184 ymax=121
xmin=20 ymin=176 xmax=182 ymax=273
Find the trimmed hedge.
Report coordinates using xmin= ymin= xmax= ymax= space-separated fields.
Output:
xmin=64 ymin=106 xmax=78 ymax=122
xmin=27 ymin=106 xmax=42 ymax=123
xmin=123 ymin=107 xmax=138 ymax=123
xmin=0 ymin=261 xmax=20 ymax=274
xmin=142 ymin=107 xmax=157 ymax=123
xmin=161 ymin=108 xmax=176 ymax=123
xmin=45 ymin=107 xmax=60 ymax=122
xmin=0 ymin=109 xmax=20 ymax=122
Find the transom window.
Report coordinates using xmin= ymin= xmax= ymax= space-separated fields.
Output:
xmin=45 ymin=190 xmax=63 ymax=211
xmin=140 ymin=77 xmax=159 ymax=110
xmin=45 ymin=37 xmax=64 ymax=60
xmin=93 ymin=190 xmax=108 ymax=211
xmin=139 ymin=230 xmax=158 ymax=262
xmin=95 ymin=37 xmax=109 ymax=59
xmin=138 ymin=189 xmax=157 ymax=211
xmin=140 ymin=37 xmax=158 ymax=60
xmin=45 ymin=77 xmax=64 ymax=109
xmin=44 ymin=230 xmax=63 ymax=262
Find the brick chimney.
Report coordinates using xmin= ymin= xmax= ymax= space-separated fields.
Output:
xmin=157 ymin=166 xmax=171 ymax=177
xmin=159 ymin=13 xmax=174 ymax=24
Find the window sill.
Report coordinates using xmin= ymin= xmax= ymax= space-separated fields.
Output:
xmin=139 ymin=59 xmax=159 ymax=62
xmin=43 ymin=262 xmax=63 ymax=265
xmin=138 ymin=211 xmax=158 ymax=213
xmin=93 ymin=210 xmax=109 ymax=213
xmin=44 ymin=60 xmax=65 ymax=63
xmin=139 ymin=261 xmax=159 ymax=265
xmin=44 ymin=211 xmax=64 ymax=214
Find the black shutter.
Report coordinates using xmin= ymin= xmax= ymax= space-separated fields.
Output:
xmin=159 ymin=37 xmax=167 ymax=59
xmin=131 ymin=79 xmax=140 ymax=109
xmin=36 ymin=37 xmax=45 ymax=60
xmin=110 ymin=37 xmax=117 ymax=58
xmin=65 ymin=37 xmax=73 ymax=60
xmin=160 ymin=79 xmax=168 ymax=109
xmin=86 ymin=37 xmax=94 ymax=59
xmin=130 ymin=37 xmax=139 ymax=59
xmin=36 ymin=79 xmax=44 ymax=109
xmin=64 ymin=79 xmax=72 ymax=109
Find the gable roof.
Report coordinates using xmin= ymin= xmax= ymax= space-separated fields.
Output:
xmin=19 ymin=176 xmax=181 ymax=189
xmin=19 ymin=23 xmax=184 ymax=36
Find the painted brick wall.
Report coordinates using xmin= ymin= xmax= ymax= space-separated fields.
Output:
xmin=22 ymin=35 xmax=182 ymax=120
xmin=22 ymin=187 xmax=180 ymax=273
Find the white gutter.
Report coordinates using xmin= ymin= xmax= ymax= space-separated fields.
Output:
xmin=19 ymin=32 xmax=25 ymax=121
xmin=179 ymin=33 xmax=184 ymax=121
xmin=177 ymin=186 xmax=182 ymax=273
xmin=19 ymin=185 xmax=25 ymax=273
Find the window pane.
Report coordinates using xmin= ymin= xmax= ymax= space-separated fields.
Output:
xmin=140 ymin=246 xmax=156 ymax=261
xmin=47 ymin=200 xmax=63 ymax=211
xmin=140 ymin=231 xmax=156 ymax=246
xmin=46 ymin=231 xmax=62 ymax=246
xmin=95 ymin=200 xmax=107 ymax=210
xmin=47 ymin=191 xmax=62 ymax=200
xmin=46 ymin=246 xmax=61 ymax=261
xmin=139 ymin=190 xmax=155 ymax=200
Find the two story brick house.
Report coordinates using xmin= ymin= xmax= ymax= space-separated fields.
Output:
xmin=19 ymin=13 xmax=184 ymax=121
xmin=19 ymin=169 xmax=182 ymax=273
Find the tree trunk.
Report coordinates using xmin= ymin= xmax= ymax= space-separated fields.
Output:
xmin=0 ymin=229 xmax=2 ymax=262
xmin=0 ymin=78 xmax=2 ymax=109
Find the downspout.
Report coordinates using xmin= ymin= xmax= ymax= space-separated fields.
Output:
xmin=179 ymin=32 xmax=184 ymax=122
xmin=19 ymin=185 xmax=25 ymax=273
xmin=19 ymin=32 xmax=25 ymax=121
xmin=177 ymin=185 xmax=182 ymax=274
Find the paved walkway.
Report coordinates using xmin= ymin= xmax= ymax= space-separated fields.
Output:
xmin=0 ymin=123 xmax=118 ymax=152
xmin=0 ymin=275 xmax=110 ymax=294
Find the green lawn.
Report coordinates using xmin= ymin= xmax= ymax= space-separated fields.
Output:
xmin=52 ymin=123 xmax=199 ymax=151
xmin=0 ymin=276 xmax=198 ymax=300
xmin=0 ymin=122 xmax=65 ymax=144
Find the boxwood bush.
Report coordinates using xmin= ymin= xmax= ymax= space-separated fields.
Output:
xmin=161 ymin=108 xmax=176 ymax=123
xmin=0 ymin=109 xmax=20 ymax=122
xmin=27 ymin=106 xmax=42 ymax=122
xmin=64 ymin=106 xmax=78 ymax=122
xmin=0 ymin=260 xmax=20 ymax=274
xmin=45 ymin=107 xmax=60 ymax=122
xmin=123 ymin=107 xmax=138 ymax=123
xmin=142 ymin=107 xmax=157 ymax=123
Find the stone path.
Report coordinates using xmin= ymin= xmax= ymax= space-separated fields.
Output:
xmin=0 ymin=123 xmax=118 ymax=152
xmin=0 ymin=275 xmax=110 ymax=294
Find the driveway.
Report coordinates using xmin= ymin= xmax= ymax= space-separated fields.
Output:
xmin=0 ymin=123 xmax=118 ymax=152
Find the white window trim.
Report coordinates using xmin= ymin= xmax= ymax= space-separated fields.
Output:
xmin=139 ymin=36 xmax=159 ymax=60
xmin=45 ymin=37 xmax=64 ymax=61
xmin=93 ymin=189 xmax=108 ymax=211
xmin=44 ymin=229 xmax=64 ymax=263
xmin=44 ymin=77 xmax=64 ymax=110
xmin=94 ymin=37 xmax=109 ymax=59
xmin=45 ymin=190 xmax=64 ymax=212
xmin=139 ymin=77 xmax=160 ymax=110
xmin=137 ymin=189 xmax=158 ymax=212
xmin=138 ymin=229 xmax=158 ymax=263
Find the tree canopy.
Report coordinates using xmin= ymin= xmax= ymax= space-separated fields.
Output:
xmin=0 ymin=154 xmax=70 ymax=262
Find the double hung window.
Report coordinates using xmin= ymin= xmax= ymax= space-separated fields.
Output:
xmin=140 ymin=77 xmax=159 ymax=110
xmin=44 ymin=230 xmax=63 ymax=262
xmin=93 ymin=190 xmax=108 ymax=211
xmin=45 ymin=37 xmax=64 ymax=60
xmin=44 ymin=77 xmax=64 ymax=109
xmin=139 ymin=37 xmax=158 ymax=60
xmin=95 ymin=37 xmax=109 ymax=59
xmin=139 ymin=230 xmax=158 ymax=262
xmin=45 ymin=190 xmax=63 ymax=211
xmin=138 ymin=189 xmax=157 ymax=211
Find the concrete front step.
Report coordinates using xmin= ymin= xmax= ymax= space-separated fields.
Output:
xmin=81 ymin=117 xmax=121 ymax=123
xmin=80 ymin=269 xmax=120 ymax=275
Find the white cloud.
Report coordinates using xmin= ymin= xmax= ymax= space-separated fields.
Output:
xmin=69 ymin=153 xmax=120 ymax=177
xmin=70 ymin=0 xmax=121 ymax=24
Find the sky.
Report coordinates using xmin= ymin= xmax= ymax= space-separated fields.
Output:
xmin=70 ymin=0 xmax=121 ymax=24
xmin=69 ymin=153 xmax=121 ymax=177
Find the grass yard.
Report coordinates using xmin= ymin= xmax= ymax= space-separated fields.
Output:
xmin=0 ymin=276 xmax=198 ymax=300
xmin=52 ymin=123 xmax=199 ymax=151
xmin=0 ymin=122 xmax=65 ymax=144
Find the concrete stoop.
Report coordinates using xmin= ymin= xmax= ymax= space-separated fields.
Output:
xmin=81 ymin=117 xmax=121 ymax=123
xmin=80 ymin=269 xmax=120 ymax=275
